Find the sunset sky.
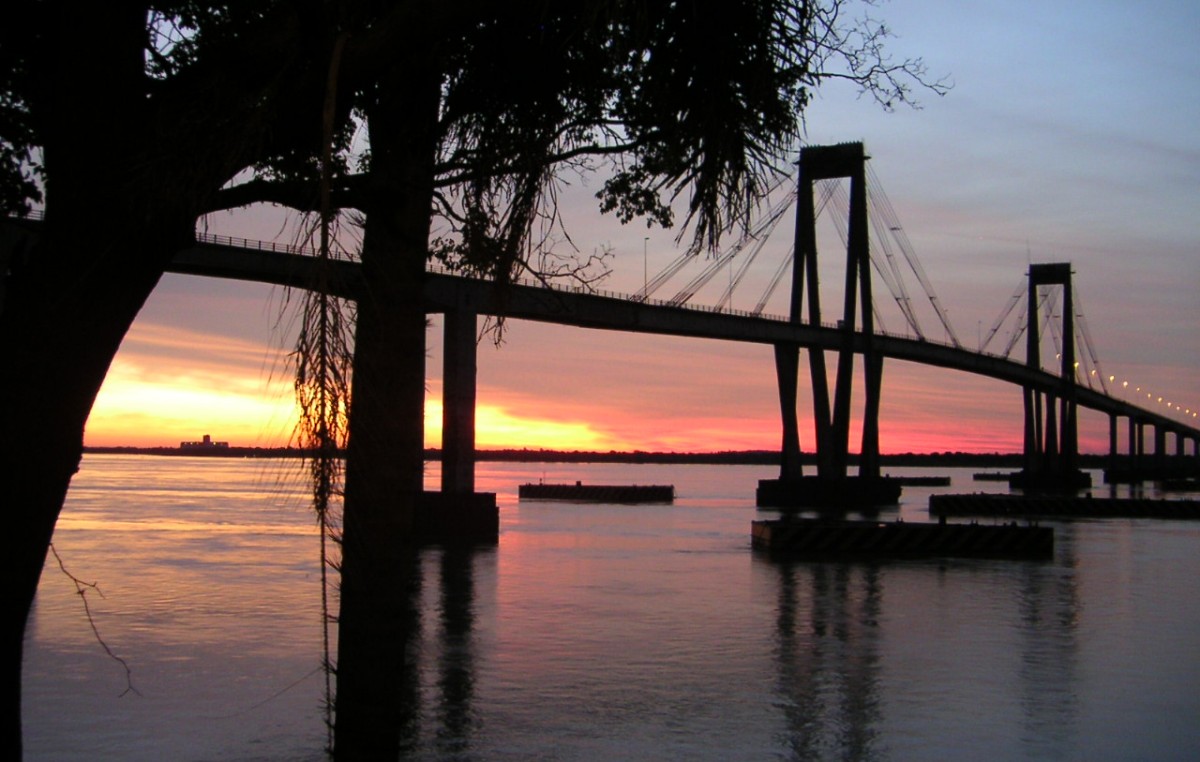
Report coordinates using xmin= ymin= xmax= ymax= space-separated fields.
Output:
xmin=86 ymin=1 xmax=1200 ymax=454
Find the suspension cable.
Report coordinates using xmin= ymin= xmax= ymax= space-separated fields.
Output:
xmin=867 ymin=164 xmax=962 ymax=347
xmin=981 ymin=278 xmax=1026 ymax=354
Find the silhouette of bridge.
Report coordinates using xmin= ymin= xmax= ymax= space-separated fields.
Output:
xmin=5 ymin=143 xmax=1196 ymax=505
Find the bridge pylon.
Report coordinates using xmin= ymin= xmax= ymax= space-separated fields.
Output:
xmin=1012 ymin=263 xmax=1091 ymax=491
xmin=759 ymin=142 xmax=899 ymax=508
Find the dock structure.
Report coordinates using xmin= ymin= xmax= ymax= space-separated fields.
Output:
xmin=416 ymin=492 xmax=498 ymax=545
xmin=756 ymin=476 xmax=901 ymax=508
xmin=929 ymin=493 xmax=1200 ymax=520
xmin=518 ymin=482 xmax=674 ymax=503
xmin=887 ymin=475 xmax=951 ymax=486
xmin=751 ymin=518 xmax=1053 ymax=560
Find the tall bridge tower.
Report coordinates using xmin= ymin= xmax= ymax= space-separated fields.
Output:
xmin=1013 ymin=263 xmax=1091 ymax=491
xmin=759 ymin=143 xmax=897 ymax=507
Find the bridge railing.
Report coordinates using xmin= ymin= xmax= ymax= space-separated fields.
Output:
xmin=196 ymin=230 xmax=310 ymax=256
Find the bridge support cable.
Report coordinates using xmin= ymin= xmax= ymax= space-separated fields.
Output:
xmin=824 ymin=182 xmax=921 ymax=337
xmin=668 ymin=184 xmax=797 ymax=307
xmin=1073 ymin=290 xmax=1109 ymax=395
xmin=857 ymin=183 xmax=926 ymax=338
xmin=868 ymin=215 xmax=924 ymax=338
xmin=981 ymin=278 xmax=1026 ymax=354
xmin=635 ymin=250 xmax=697 ymax=302
xmin=751 ymin=244 xmax=794 ymax=316
xmin=715 ymin=198 xmax=793 ymax=311
xmin=866 ymin=164 xmax=962 ymax=348
xmin=1000 ymin=286 xmax=1057 ymax=360
xmin=748 ymin=181 xmax=841 ymax=316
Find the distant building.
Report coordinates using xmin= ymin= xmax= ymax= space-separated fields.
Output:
xmin=180 ymin=434 xmax=230 ymax=451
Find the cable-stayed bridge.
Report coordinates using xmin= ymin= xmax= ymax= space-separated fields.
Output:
xmin=5 ymin=143 xmax=1196 ymax=504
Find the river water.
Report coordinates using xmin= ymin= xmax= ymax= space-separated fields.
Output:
xmin=23 ymin=455 xmax=1200 ymax=760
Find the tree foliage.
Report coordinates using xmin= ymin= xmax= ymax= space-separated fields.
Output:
xmin=0 ymin=2 xmax=943 ymax=757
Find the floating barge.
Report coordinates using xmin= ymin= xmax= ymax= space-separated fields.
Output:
xmin=1162 ymin=478 xmax=1200 ymax=492
xmin=929 ymin=493 xmax=1200 ymax=520
xmin=756 ymin=476 xmax=902 ymax=508
xmin=518 ymin=481 xmax=674 ymax=503
xmin=972 ymin=472 xmax=1015 ymax=482
xmin=415 ymin=491 xmax=499 ymax=545
xmin=751 ymin=518 xmax=1053 ymax=560
xmin=887 ymin=475 xmax=951 ymax=487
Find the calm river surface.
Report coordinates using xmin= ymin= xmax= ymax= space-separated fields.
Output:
xmin=23 ymin=454 xmax=1200 ymax=760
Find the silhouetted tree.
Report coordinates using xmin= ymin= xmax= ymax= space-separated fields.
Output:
xmin=0 ymin=2 xmax=941 ymax=758
xmin=0 ymin=4 xmax=341 ymax=757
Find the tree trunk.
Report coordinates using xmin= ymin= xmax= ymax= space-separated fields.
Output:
xmin=0 ymin=8 xmax=201 ymax=756
xmin=332 ymin=59 xmax=442 ymax=758
xmin=1 ymin=205 xmax=191 ymax=758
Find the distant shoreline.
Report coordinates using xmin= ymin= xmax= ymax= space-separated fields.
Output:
xmin=81 ymin=446 xmax=1114 ymax=468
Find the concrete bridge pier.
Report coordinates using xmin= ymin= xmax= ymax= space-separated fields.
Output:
xmin=417 ymin=309 xmax=497 ymax=544
xmin=773 ymin=343 xmax=804 ymax=481
xmin=1106 ymin=414 xmax=1200 ymax=483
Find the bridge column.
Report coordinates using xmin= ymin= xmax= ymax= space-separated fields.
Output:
xmin=1108 ymin=414 xmax=1118 ymax=477
xmin=1154 ymin=425 xmax=1167 ymax=478
xmin=1013 ymin=263 xmax=1088 ymax=491
xmin=1137 ymin=419 xmax=1146 ymax=475
xmin=758 ymin=142 xmax=898 ymax=508
xmin=773 ymin=343 xmax=804 ymax=480
xmin=442 ymin=309 xmax=477 ymax=493
xmin=860 ymin=353 xmax=884 ymax=479
xmin=1044 ymin=391 xmax=1059 ymax=469
xmin=421 ymin=309 xmax=497 ymax=545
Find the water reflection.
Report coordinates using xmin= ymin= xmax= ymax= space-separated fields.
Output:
xmin=335 ymin=543 xmax=489 ymax=758
xmin=769 ymin=559 xmax=883 ymax=761
xmin=434 ymin=545 xmax=483 ymax=755
xmin=762 ymin=537 xmax=1083 ymax=760
xmin=1016 ymin=525 xmax=1080 ymax=758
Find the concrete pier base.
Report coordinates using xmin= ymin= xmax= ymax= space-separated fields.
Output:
xmin=930 ymin=492 xmax=1200 ymax=520
xmin=416 ymin=491 xmax=498 ymax=545
xmin=756 ymin=476 xmax=902 ymax=508
xmin=1008 ymin=469 xmax=1092 ymax=492
xmin=751 ymin=518 xmax=1054 ymax=560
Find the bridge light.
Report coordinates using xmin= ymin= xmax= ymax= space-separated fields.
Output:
xmin=1123 ymin=381 xmax=1128 ymax=388
xmin=1109 ymin=375 xmax=1116 ymax=383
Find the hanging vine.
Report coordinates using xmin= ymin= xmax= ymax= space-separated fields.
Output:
xmin=292 ymin=32 xmax=353 ymax=753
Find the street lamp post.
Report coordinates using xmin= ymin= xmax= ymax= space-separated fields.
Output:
xmin=643 ymin=237 xmax=649 ymax=298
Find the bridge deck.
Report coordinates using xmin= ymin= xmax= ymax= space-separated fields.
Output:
xmin=165 ymin=238 xmax=1200 ymax=440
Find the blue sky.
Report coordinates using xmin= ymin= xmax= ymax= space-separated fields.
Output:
xmin=92 ymin=1 xmax=1200 ymax=452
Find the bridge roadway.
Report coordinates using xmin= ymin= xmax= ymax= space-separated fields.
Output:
xmin=169 ymin=236 xmax=1200 ymax=441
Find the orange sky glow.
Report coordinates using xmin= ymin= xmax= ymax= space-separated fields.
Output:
xmin=79 ymin=2 xmax=1200 ymax=457
xmin=83 ymin=301 xmax=1179 ymax=456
